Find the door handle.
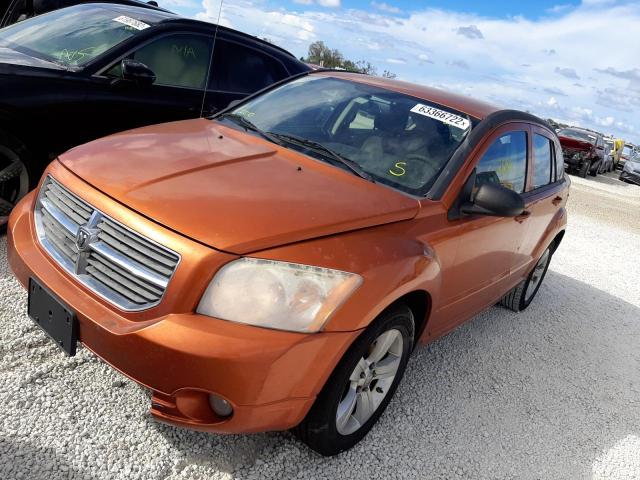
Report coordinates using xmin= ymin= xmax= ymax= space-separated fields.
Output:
xmin=552 ymin=196 xmax=563 ymax=206
xmin=515 ymin=210 xmax=531 ymax=223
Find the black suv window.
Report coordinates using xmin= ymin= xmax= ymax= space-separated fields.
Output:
xmin=209 ymin=39 xmax=288 ymax=94
xmin=475 ymin=131 xmax=527 ymax=194
xmin=532 ymin=134 xmax=553 ymax=189
xmin=110 ymin=34 xmax=213 ymax=89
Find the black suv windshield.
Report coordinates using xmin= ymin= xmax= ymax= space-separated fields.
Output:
xmin=223 ymin=75 xmax=473 ymax=195
xmin=0 ymin=5 xmax=159 ymax=67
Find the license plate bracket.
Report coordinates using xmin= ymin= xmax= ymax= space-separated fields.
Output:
xmin=28 ymin=278 xmax=78 ymax=356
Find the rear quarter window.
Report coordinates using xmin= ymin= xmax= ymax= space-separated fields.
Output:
xmin=209 ymin=40 xmax=288 ymax=94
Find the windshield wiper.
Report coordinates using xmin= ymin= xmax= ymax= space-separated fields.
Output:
xmin=217 ymin=113 xmax=283 ymax=145
xmin=268 ymin=132 xmax=374 ymax=183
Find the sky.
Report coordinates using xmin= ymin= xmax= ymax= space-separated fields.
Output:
xmin=166 ymin=0 xmax=640 ymax=142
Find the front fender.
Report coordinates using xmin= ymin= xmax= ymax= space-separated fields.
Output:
xmin=251 ymin=219 xmax=442 ymax=333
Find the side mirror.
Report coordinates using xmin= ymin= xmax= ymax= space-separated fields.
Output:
xmin=121 ymin=59 xmax=156 ymax=86
xmin=461 ymin=182 xmax=525 ymax=217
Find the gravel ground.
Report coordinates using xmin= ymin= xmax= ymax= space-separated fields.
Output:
xmin=1 ymin=171 xmax=640 ymax=480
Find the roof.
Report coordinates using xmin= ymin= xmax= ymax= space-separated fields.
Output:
xmin=157 ymin=15 xmax=298 ymax=59
xmin=88 ymin=3 xmax=298 ymax=59
xmin=318 ymin=71 xmax=501 ymax=120
xmin=559 ymin=126 xmax=599 ymax=135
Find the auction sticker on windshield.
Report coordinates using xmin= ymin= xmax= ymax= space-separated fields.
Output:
xmin=113 ymin=16 xmax=150 ymax=31
xmin=410 ymin=104 xmax=470 ymax=130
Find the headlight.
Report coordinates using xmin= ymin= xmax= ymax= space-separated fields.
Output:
xmin=197 ymin=258 xmax=362 ymax=333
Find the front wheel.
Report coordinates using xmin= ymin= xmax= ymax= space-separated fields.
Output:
xmin=579 ymin=159 xmax=591 ymax=178
xmin=500 ymin=247 xmax=552 ymax=312
xmin=0 ymin=132 xmax=31 ymax=232
xmin=294 ymin=305 xmax=414 ymax=456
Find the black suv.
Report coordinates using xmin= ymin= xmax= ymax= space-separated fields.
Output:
xmin=0 ymin=3 xmax=310 ymax=225
xmin=1 ymin=0 xmax=167 ymax=27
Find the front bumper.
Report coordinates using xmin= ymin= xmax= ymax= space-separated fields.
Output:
xmin=7 ymin=186 xmax=359 ymax=434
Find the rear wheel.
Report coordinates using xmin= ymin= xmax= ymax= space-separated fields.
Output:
xmin=0 ymin=132 xmax=30 ymax=232
xmin=500 ymin=247 xmax=552 ymax=312
xmin=294 ymin=305 xmax=414 ymax=456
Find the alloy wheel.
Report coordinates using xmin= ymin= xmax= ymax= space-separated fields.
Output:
xmin=336 ymin=329 xmax=403 ymax=435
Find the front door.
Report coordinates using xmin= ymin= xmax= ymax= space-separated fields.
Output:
xmin=437 ymin=125 xmax=531 ymax=324
xmin=83 ymin=32 xmax=214 ymax=140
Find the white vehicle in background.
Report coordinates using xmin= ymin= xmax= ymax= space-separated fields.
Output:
xmin=620 ymin=143 xmax=636 ymax=171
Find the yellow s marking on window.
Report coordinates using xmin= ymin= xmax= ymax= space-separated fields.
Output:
xmin=389 ymin=162 xmax=407 ymax=177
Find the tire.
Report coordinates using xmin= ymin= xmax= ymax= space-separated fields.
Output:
xmin=294 ymin=305 xmax=414 ymax=456
xmin=500 ymin=247 xmax=552 ymax=312
xmin=578 ymin=160 xmax=591 ymax=178
xmin=0 ymin=130 xmax=31 ymax=232
xmin=589 ymin=161 xmax=599 ymax=176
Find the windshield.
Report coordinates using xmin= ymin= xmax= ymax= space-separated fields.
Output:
xmin=224 ymin=75 xmax=473 ymax=195
xmin=558 ymin=129 xmax=596 ymax=144
xmin=0 ymin=5 xmax=153 ymax=67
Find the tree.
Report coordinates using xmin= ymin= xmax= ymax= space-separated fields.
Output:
xmin=306 ymin=41 xmax=344 ymax=68
xmin=382 ymin=70 xmax=397 ymax=79
xmin=304 ymin=41 xmax=392 ymax=79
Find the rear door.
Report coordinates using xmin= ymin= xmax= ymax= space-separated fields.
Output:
xmin=516 ymin=126 xmax=567 ymax=275
xmin=205 ymin=35 xmax=291 ymax=112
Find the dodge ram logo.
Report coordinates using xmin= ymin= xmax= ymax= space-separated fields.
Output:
xmin=75 ymin=227 xmax=95 ymax=252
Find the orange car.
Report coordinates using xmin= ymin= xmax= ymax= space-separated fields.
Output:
xmin=7 ymin=71 xmax=569 ymax=455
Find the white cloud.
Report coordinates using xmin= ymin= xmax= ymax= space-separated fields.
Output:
xmin=456 ymin=24 xmax=484 ymax=39
xmin=191 ymin=0 xmax=640 ymax=142
xmin=371 ymin=1 xmax=401 ymax=14
xmin=317 ymin=0 xmax=341 ymax=7
xmin=293 ymin=0 xmax=340 ymax=6
xmin=555 ymin=67 xmax=580 ymax=80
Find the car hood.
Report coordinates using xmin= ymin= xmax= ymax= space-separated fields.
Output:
xmin=0 ymin=46 xmax=65 ymax=70
xmin=558 ymin=136 xmax=594 ymax=152
xmin=59 ymin=119 xmax=420 ymax=254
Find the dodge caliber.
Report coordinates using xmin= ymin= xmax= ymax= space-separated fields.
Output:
xmin=7 ymin=71 xmax=569 ymax=455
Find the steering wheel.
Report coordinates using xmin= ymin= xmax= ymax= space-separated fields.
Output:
xmin=402 ymin=153 xmax=440 ymax=181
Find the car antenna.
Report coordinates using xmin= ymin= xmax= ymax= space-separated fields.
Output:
xmin=200 ymin=0 xmax=225 ymax=118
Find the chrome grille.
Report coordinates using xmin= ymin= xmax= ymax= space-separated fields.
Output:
xmin=34 ymin=176 xmax=180 ymax=311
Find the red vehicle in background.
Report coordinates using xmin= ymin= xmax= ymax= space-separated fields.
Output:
xmin=558 ymin=127 xmax=605 ymax=178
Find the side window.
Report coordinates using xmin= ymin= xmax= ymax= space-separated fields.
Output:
xmin=555 ymin=141 xmax=564 ymax=180
xmin=109 ymin=34 xmax=213 ymax=89
xmin=209 ymin=40 xmax=288 ymax=94
xmin=475 ymin=131 xmax=527 ymax=194
xmin=532 ymin=134 xmax=553 ymax=189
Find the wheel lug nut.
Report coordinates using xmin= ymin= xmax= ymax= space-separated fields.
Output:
xmin=376 ymin=387 xmax=383 ymax=393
